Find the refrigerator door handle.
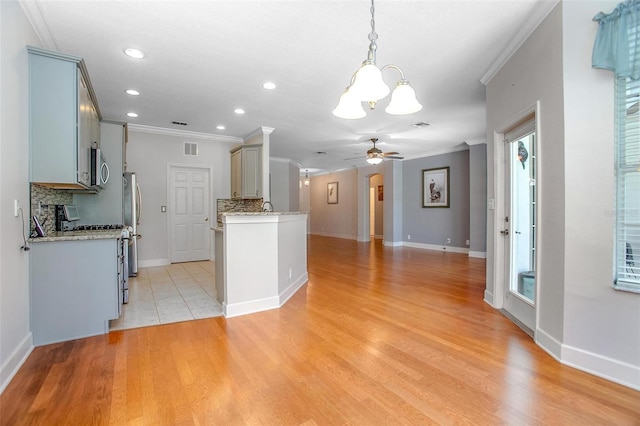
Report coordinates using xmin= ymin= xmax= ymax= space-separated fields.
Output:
xmin=135 ymin=183 xmax=142 ymax=225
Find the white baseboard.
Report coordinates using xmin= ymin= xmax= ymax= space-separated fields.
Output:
xmin=224 ymin=296 xmax=280 ymax=318
xmin=483 ymin=290 xmax=495 ymax=307
xmin=469 ymin=250 xmax=487 ymax=258
xmin=224 ymin=273 xmax=308 ymax=319
xmin=0 ymin=333 xmax=33 ymax=395
xmin=535 ymin=327 xmax=562 ymax=361
xmin=561 ymin=344 xmax=640 ymax=391
xmin=138 ymin=258 xmax=170 ymax=268
xmin=279 ymin=273 xmax=308 ymax=306
xmin=402 ymin=241 xmax=469 ymax=254
xmin=310 ymin=231 xmax=357 ymax=241
xmin=383 ymin=240 xmax=403 ymax=247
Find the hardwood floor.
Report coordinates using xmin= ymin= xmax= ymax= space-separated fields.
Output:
xmin=1 ymin=235 xmax=638 ymax=425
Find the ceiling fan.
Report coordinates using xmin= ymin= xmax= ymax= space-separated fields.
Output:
xmin=345 ymin=138 xmax=404 ymax=164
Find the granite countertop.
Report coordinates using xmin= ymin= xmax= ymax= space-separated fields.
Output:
xmin=29 ymin=229 xmax=123 ymax=243
xmin=221 ymin=211 xmax=305 ymax=216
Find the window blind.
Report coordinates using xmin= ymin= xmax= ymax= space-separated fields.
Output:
xmin=504 ymin=112 xmax=536 ymax=143
xmin=614 ymin=75 xmax=640 ymax=292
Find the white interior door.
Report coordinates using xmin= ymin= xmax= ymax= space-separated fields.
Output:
xmin=169 ymin=166 xmax=210 ymax=263
xmin=502 ymin=125 xmax=537 ymax=334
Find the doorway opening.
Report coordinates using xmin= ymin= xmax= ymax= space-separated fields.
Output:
xmin=369 ymin=173 xmax=384 ymax=241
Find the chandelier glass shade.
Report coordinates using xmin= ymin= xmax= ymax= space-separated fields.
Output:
xmin=333 ymin=0 xmax=422 ymax=120
xmin=304 ymin=169 xmax=310 ymax=186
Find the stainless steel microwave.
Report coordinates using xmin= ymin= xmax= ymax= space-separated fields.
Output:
xmin=91 ymin=148 xmax=110 ymax=189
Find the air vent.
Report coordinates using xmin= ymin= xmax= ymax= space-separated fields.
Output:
xmin=412 ymin=122 xmax=430 ymax=127
xmin=184 ymin=142 xmax=198 ymax=156
xmin=172 ymin=121 xmax=188 ymax=126
xmin=316 ymin=151 xmax=327 ymax=155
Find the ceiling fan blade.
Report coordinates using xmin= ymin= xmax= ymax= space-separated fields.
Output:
xmin=382 ymin=151 xmax=399 ymax=157
xmin=344 ymin=156 xmax=364 ymax=161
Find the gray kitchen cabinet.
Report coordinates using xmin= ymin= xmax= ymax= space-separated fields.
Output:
xmin=30 ymin=238 xmax=120 ymax=346
xmin=28 ymin=46 xmax=101 ymax=190
xmin=230 ymin=144 xmax=262 ymax=199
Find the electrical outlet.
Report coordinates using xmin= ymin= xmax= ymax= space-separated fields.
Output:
xmin=446 ymin=237 xmax=451 ymax=244
xmin=466 ymin=239 xmax=470 ymax=246
xmin=289 ymin=267 xmax=292 ymax=279
xmin=14 ymin=200 xmax=19 ymax=217
xmin=408 ymin=234 xmax=411 ymax=240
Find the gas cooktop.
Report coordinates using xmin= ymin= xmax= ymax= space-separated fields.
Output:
xmin=71 ymin=224 xmax=125 ymax=231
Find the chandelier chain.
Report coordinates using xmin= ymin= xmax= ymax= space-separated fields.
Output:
xmin=368 ymin=0 xmax=377 ymax=42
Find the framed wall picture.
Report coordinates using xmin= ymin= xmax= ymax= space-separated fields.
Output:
xmin=327 ymin=182 xmax=338 ymax=204
xmin=422 ymin=167 xmax=450 ymax=208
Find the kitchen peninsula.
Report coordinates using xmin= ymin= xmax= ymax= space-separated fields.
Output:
xmin=214 ymin=212 xmax=308 ymax=318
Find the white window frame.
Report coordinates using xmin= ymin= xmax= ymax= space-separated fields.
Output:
xmin=614 ymin=75 xmax=640 ymax=293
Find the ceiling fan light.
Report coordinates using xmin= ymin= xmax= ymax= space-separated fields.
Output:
xmin=385 ymin=81 xmax=422 ymax=115
xmin=332 ymin=89 xmax=366 ymax=119
xmin=350 ymin=62 xmax=390 ymax=102
xmin=366 ymin=156 xmax=384 ymax=165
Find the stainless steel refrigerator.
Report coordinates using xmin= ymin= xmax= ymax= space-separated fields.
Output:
xmin=123 ymin=172 xmax=141 ymax=276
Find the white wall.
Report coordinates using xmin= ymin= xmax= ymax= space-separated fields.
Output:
xmin=486 ymin=3 xmax=566 ymax=344
xmin=269 ymin=158 xmax=289 ymax=210
xmin=126 ymin=129 xmax=237 ymax=265
xmin=269 ymin=158 xmax=300 ymax=212
xmin=486 ymin=1 xmax=639 ymax=389
xmin=309 ymin=169 xmax=358 ymax=240
xmin=560 ymin=0 xmax=639 ymax=389
xmin=0 ymin=0 xmax=42 ymax=393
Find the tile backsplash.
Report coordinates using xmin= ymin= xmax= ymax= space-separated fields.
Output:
xmin=216 ymin=198 xmax=263 ymax=226
xmin=30 ymin=184 xmax=72 ymax=235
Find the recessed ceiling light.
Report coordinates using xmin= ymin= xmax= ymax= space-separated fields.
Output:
xmin=127 ymin=112 xmax=138 ymax=118
xmin=262 ymin=82 xmax=276 ymax=90
xmin=234 ymin=108 xmax=245 ymax=115
xmin=216 ymin=125 xmax=226 ymax=130
xmin=125 ymin=89 xmax=140 ymax=96
xmin=124 ymin=48 xmax=144 ymax=59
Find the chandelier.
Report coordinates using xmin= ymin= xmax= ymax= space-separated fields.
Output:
xmin=333 ymin=0 xmax=422 ymax=119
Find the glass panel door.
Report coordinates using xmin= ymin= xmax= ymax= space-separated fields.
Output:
xmin=503 ymin=131 xmax=536 ymax=333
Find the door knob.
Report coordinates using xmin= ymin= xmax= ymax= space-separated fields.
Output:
xmin=500 ymin=229 xmax=509 ymax=236
xmin=204 ymin=217 xmax=209 ymax=222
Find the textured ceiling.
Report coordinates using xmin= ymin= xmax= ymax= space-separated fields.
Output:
xmin=23 ymin=0 xmax=553 ymax=174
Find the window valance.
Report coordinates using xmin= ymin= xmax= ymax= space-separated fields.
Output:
xmin=592 ymin=0 xmax=639 ymax=80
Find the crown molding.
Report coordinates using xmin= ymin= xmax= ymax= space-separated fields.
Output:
xmin=465 ymin=138 xmax=487 ymax=146
xmin=19 ymin=0 xmax=58 ymax=50
xmin=480 ymin=0 xmax=560 ymax=86
xmin=244 ymin=126 xmax=275 ymax=142
xmin=127 ymin=123 xmax=243 ymax=143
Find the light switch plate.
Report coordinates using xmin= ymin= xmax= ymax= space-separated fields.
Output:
xmin=161 ymin=206 xmax=166 ymax=213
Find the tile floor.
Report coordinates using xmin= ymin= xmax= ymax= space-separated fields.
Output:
xmin=109 ymin=260 xmax=223 ymax=331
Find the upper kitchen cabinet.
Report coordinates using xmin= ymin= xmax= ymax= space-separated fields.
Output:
xmin=28 ymin=46 xmax=101 ymax=189
xmin=230 ymin=144 xmax=262 ymax=199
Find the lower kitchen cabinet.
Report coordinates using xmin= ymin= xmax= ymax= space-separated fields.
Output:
xmin=30 ymin=238 xmax=120 ymax=346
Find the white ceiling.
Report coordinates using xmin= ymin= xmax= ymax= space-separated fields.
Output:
xmin=22 ymin=0 xmax=555 ymax=174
